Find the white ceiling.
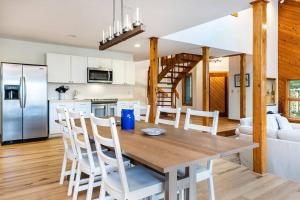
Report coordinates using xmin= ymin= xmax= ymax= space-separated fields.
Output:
xmin=0 ymin=0 xmax=252 ymax=60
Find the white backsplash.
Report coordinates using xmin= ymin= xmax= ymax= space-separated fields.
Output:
xmin=48 ymin=83 xmax=134 ymax=100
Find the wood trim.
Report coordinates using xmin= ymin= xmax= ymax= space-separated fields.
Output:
xmin=202 ymin=47 xmax=210 ymax=125
xmin=182 ymin=73 xmax=193 ymax=106
xmin=148 ymin=37 xmax=158 ymax=123
xmin=251 ymin=0 xmax=268 ymax=175
xmin=240 ymin=54 xmax=247 ymax=118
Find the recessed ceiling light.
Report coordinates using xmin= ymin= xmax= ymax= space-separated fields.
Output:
xmin=134 ymin=43 xmax=141 ymax=48
xmin=67 ymin=34 xmax=77 ymax=38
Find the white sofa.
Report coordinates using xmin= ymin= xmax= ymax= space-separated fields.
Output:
xmin=236 ymin=114 xmax=300 ymax=182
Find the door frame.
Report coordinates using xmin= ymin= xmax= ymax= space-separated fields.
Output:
xmin=209 ymin=72 xmax=229 ymax=117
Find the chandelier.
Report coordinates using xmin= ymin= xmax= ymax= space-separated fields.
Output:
xmin=99 ymin=0 xmax=145 ymax=51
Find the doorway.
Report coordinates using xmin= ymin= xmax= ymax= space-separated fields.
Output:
xmin=209 ymin=72 xmax=228 ymax=117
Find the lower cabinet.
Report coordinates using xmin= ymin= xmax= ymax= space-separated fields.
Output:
xmin=117 ymin=101 xmax=140 ymax=117
xmin=49 ymin=101 xmax=91 ymax=135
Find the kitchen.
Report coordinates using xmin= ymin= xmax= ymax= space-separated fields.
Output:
xmin=0 ymin=38 xmax=142 ymax=143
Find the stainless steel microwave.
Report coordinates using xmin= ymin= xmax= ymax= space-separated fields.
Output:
xmin=87 ymin=67 xmax=113 ymax=83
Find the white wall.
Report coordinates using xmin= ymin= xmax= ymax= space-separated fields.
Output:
xmin=0 ymin=38 xmax=135 ymax=100
xmin=133 ymin=60 xmax=150 ymax=104
xmin=228 ymin=55 xmax=253 ymax=120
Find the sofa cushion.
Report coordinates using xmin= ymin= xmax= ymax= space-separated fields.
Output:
xmin=278 ymin=129 xmax=300 ymax=142
xmin=239 ymin=126 xmax=253 ymax=135
xmin=276 ymin=116 xmax=293 ymax=130
xmin=238 ymin=126 xmax=278 ymax=138
xmin=267 ymin=114 xmax=280 ymax=131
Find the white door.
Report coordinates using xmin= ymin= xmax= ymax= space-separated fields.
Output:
xmin=125 ymin=61 xmax=135 ymax=85
xmin=47 ymin=53 xmax=71 ymax=83
xmin=112 ymin=59 xmax=125 ymax=84
xmin=71 ymin=56 xmax=87 ymax=83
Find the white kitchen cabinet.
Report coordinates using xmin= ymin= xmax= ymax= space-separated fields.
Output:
xmin=49 ymin=101 xmax=91 ymax=135
xmin=117 ymin=101 xmax=140 ymax=117
xmin=125 ymin=61 xmax=135 ymax=85
xmin=112 ymin=59 xmax=125 ymax=84
xmin=47 ymin=53 xmax=87 ymax=84
xmin=47 ymin=53 xmax=71 ymax=83
xmin=87 ymin=57 xmax=112 ymax=68
xmin=71 ymin=56 xmax=87 ymax=83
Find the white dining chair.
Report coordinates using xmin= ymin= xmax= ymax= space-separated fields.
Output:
xmin=90 ymin=114 xmax=165 ymax=200
xmin=57 ymin=107 xmax=78 ymax=197
xmin=135 ymin=104 xmax=150 ymax=122
xmin=155 ymin=106 xmax=181 ymax=128
xmin=181 ymin=108 xmax=219 ymax=200
xmin=69 ymin=110 xmax=104 ymax=200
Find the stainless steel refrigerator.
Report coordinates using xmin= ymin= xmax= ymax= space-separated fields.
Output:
xmin=1 ymin=63 xmax=48 ymax=144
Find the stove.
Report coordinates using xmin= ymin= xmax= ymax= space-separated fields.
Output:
xmin=91 ymin=98 xmax=118 ymax=117
xmin=91 ymin=98 xmax=118 ymax=104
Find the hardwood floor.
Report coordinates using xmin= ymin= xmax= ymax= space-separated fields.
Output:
xmin=1 ymin=137 xmax=300 ymax=199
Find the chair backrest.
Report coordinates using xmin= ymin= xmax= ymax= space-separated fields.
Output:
xmin=184 ymin=109 xmax=219 ymax=135
xmin=155 ymin=106 xmax=181 ymax=128
xmin=90 ymin=114 xmax=129 ymax=197
xmin=56 ymin=107 xmax=77 ymax=156
xmin=184 ymin=108 xmax=219 ymax=172
xmin=135 ymin=105 xmax=150 ymax=122
xmin=69 ymin=110 xmax=96 ymax=169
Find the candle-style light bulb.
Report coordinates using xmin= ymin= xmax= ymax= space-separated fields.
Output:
xmin=136 ymin=7 xmax=140 ymax=23
xmin=102 ymin=30 xmax=105 ymax=43
xmin=123 ymin=14 xmax=130 ymax=32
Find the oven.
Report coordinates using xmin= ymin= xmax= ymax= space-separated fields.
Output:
xmin=87 ymin=67 xmax=113 ymax=83
xmin=91 ymin=99 xmax=118 ymax=118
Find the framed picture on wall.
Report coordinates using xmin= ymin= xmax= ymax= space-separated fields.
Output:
xmin=266 ymin=78 xmax=276 ymax=106
xmin=234 ymin=73 xmax=250 ymax=87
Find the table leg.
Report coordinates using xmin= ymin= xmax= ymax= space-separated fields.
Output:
xmin=184 ymin=165 xmax=197 ymax=200
xmin=165 ymin=169 xmax=177 ymax=200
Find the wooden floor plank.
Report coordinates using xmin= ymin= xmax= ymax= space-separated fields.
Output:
xmin=0 ymin=119 xmax=299 ymax=199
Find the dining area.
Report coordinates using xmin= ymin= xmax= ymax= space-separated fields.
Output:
xmin=56 ymin=105 xmax=258 ymax=200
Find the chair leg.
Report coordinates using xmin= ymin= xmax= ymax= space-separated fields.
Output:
xmin=73 ymin=165 xmax=81 ymax=200
xmin=179 ymin=190 xmax=184 ymax=200
xmin=86 ymin=174 xmax=95 ymax=200
xmin=68 ymin=160 xmax=77 ymax=196
xmin=99 ymin=183 xmax=106 ymax=200
xmin=60 ymin=152 xmax=67 ymax=185
xmin=208 ymin=176 xmax=215 ymax=200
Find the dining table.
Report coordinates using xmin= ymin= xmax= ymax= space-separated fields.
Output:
xmin=60 ymin=118 xmax=258 ymax=200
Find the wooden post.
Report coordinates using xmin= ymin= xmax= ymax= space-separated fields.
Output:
xmin=148 ymin=37 xmax=158 ymax=123
xmin=240 ymin=53 xmax=247 ymax=118
xmin=202 ymin=47 xmax=210 ymax=125
xmin=251 ymin=0 xmax=268 ymax=175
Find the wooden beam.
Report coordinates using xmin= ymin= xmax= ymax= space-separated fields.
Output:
xmin=99 ymin=25 xmax=145 ymax=50
xmin=240 ymin=53 xmax=247 ymax=118
xmin=202 ymin=47 xmax=210 ymax=125
xmin=148 ymin=37 xmax=158 ymax=123
xmin=251 ymin=0 xmax=268 ymax=175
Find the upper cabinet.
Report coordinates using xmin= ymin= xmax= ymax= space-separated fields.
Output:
xmin=47 ymin=53 xmax=71 ymax=83
xmin=47 ymin=53 xmax=87 ymax=83
xmin=87 ymin=57 xmax=111 ymax=68
xmin=71 ymin=56 xmax=87 ymax=84
xmin=125 ymin=61 xmax=135 ymax=85
xmin=47 ymin=53 xmax=135 ymax=85
xmin=112 ymin=59 xmax=125 ymax=84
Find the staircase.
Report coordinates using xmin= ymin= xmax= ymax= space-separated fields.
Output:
xmin=148 ymin=53 xmax=202 ymax=108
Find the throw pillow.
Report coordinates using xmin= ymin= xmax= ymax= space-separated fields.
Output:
xmin=276 ymin=116 xmax=293 ymax=130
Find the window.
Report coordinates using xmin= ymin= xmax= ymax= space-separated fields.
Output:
xmin=182 ymin=74 xmax=192 ymax=106
xmin=288 ymin=80 xmax=300 ymax=118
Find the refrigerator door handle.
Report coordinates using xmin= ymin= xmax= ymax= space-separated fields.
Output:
xmin=23 ymin=76 xmax=27 ymax=108
xmin=19 ymin=77 xmax=23 ymax=108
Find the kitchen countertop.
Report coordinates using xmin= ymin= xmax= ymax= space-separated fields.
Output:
xmin=48 ymin=99 xmax=91 ymax=103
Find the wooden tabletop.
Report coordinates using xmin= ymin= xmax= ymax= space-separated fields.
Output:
xmin=65 ymin=119 xmax=257 ymax=173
